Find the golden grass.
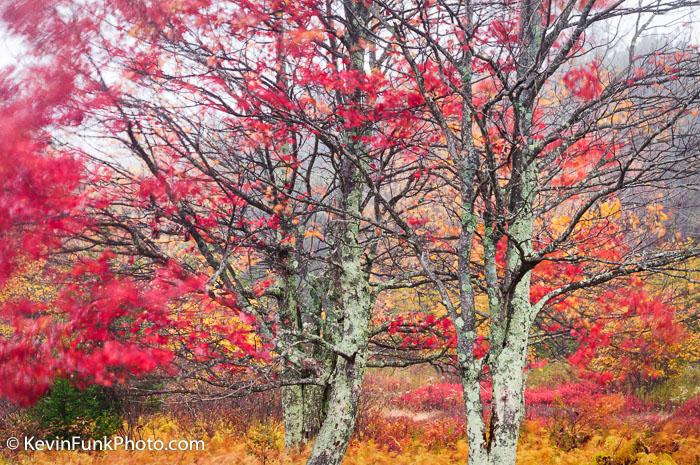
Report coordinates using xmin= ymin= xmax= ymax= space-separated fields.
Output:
xmin=3 ymin=418 xmax=698 ymax=465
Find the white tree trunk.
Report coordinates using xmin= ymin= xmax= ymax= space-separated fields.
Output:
xmin=462 ymin=375 xmax=488 ymax=465
xmin=488 ymin=338 xmax=528 ymax=465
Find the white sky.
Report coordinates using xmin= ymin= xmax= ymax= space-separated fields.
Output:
xmin=0 ymin=4 xmax=697 ymax=73
xmin=0 ymin=28 xmax=23 ymax=70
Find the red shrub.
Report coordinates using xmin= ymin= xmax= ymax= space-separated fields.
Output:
xmin=394 ymin=383 xmax=462 ymax=412
xmin=665 ymin=394 xmax=700 ymax=434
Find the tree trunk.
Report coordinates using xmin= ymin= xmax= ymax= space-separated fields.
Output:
xmin=302 ymin=384 xmax=327 ymax=440
xmin=462 ymin=375 xmax=488 ymax=465
xmin=481 ymin=0 xmax=540 ymax=457
xmin=488 ymin=338 xmax=528 ymax=465
xmin=304 ymin=169 xmax=372 ymax=464
xmin=486 ymin=209 xmax=534 ymax=465
xmin=305 ymin=353 xmax=367 ymax=465
xmin=282 ymin=383 xmax=328 ymax=448
xmin=460 ymin=328 xmax=529 ymax=465
xmin=282 ymin=385 xmax=305 ymax=448
xmin=281 ymin=277 xmax=331 ymax=448
xmin=305 ymin=103 xmax=371 ymax=465
xmin=304 ymin=223 xmax=372 ymax=465
xmin=304 ymin=0 xmax=372 ymax=462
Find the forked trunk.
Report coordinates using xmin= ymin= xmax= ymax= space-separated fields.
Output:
xmin=460 ymin=333 xmax=529 ymax=465
xmin=304 ymin=237 xmax=372 ymax=465
xmin=283 ymin=384 xmax=328 ymax=448
xmin=304 ymin=186 xmax=372 ymax=464
xmin=304 ymin=0 xmax=372 ymax=461
xmin=305 ymin=353 xmax=367 ymax=465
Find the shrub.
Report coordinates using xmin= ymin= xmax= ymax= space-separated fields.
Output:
xmin=30 ymin=379 xmax=122 ymax=440
xmin=0 ymin=400 xmax=38 ymax=456
xmin=394 ymin=383 xmax=463 ymax=412
xmin=245 ymin=421 xmax=283 ymax=464
xmin=665 ymin=394 xmax=700 ymax=434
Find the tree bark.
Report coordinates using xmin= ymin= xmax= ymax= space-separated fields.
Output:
xmin=305 ymin=351 xmax=368 ymax=465
xmin=279 ymin=273 xmax=332 ymax=447
xmin=462 ymin=374 xmax=488 ymax=465
xmin=488 ymin=314 xmax=530 ymax=465
xmin=282 ymin=383 xmax=328 ymax=448
xmin=304 ymin=174 xmax=372 ymax=465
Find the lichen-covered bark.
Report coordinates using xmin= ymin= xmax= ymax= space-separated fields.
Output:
xmin=282 ymin=385 xmax=305 ymax=447
xmin=453 ymin=0 xmax=541 ymax=462
xmin=305 ymin=2 xmax=372 ymax=460
xmin=300 ymin=276 xmax=335 ymax=443
xmin=462 ymin=375 xmax=488 ymax=465
xmin=278 ymin=267 xmax=308 ymax=448
xmin=279 ymin=269 xmax=333 ymax=447
xmin=488 ymin=310 xmax=530 ymax=465
xmin=481 ymin=0 xmax=541 ymax=461
xmin=283 ymin=382 xmax=328 ymax=448
xmin=305 ymin=343 xmax=368 ymax=465
xmin=302 ymin=383 xmax=327 ymax=439
xmin=450 ymin=4 xmax=491 ymax=463
xmin=305 ymin=161 xmax=372 ymax=465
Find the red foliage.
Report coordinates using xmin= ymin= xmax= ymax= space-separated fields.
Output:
xmin=0 ymin=70 xmax=84 ymax=285
xmin=0 ymin=252 xmax=270 ymax=406
xmin=563 ymin=62 xmax=603 ymax=100
xmin=0 ymin=0 xmax=692 ymax=428
xmin=665 ymin=395 xmax=700 ymax=434
xmin=395 ymin=383 xmax=463 ymax=412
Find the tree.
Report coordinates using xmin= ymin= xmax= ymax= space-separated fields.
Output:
xmin=360 ymin=1 xmax=700 ymax=464
xmin=0 ymin=54 xmax=83 ymax=286
xmin=2 ymin=1 xmax=700 ymax=465
xmin=1 ymin=0 xmax=424 ymax=457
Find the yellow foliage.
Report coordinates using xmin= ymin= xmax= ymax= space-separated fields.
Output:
xmin=550 ymin=215 xmax=572 ymax=235
xmin=8 ymin=418 xmax=699 ymax=465
xmin=303 ymin=229 xmax=324 ymax=240
xmin=245 ymin=422 xmax=283 ymax=464
xmin=599 ymin=198 xmax=622 ymax=219
xmin=0 ymin=260 xmax=55 ymax=305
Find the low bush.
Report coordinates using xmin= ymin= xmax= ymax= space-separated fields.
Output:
xmin=29 ymin=378 xmax=122 ymax=440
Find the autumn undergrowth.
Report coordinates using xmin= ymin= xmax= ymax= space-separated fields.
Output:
xmin=3 ymin=367 xmax=699 ymax=465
